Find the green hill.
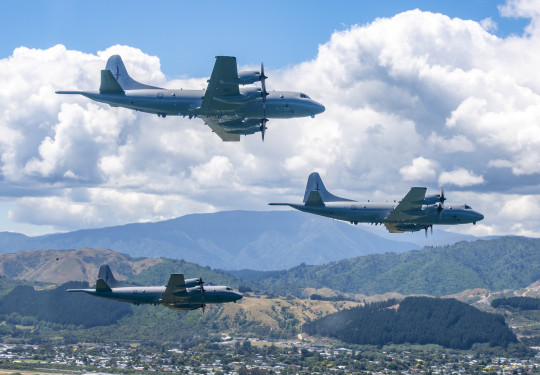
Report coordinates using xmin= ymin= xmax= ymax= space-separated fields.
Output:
xmin=232 ymin=237 xmax=540 ymax=296
xmin=0 ymin=281 xmax=132 ymax=328
xmin=127 ymin=258 xmax=243 ymax=288
xmin=303 ymin=297 xmax=519 ymax=350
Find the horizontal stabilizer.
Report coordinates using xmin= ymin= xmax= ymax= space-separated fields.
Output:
xmin=56 ymin=91 xmax=87 ymax=95
xmin=304 ymin=190 xmax=324 ymax=206
xmin=96 ymin=279 xmax=112 ymax=292
xmin=100 ymin=70 xmax=124 ymax=94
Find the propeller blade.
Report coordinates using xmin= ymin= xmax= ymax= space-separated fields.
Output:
xmin=425 ymin=227 xmax=428 ymax=238
xmin=200 ymin=285 xmax=205 ymax=314
xmin=260 ymin=62 xmax=268 ymax=110
xmin=436 ymin=202 xmax=443 ymax=223
xmin=430 ymin=225 xmax=433 ymax=235
xmin=440 ymin=187 xmax=446 ymax=204
xmin=260 ymin=118 xmax=268 ymax=142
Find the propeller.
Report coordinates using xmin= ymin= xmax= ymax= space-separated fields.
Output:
xmin=439 ymin=187 xmax=446 ymax=204
xmin=260 ymin=118 xmax=268 ymax=141
xmin=200 ymin=281 xmax=206 ymax=314
xmin=436 ymin=202 xmax=444 ymax=223
xmin=260 ymin=62 xmax=268 ymax=109
xmin=435 ymin=187 xmax=446 ymax=223
xmin=260 ymin=62 xmax=269 ymax=142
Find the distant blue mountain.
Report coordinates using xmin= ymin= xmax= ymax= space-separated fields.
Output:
xmin=0 ymin=211 xmax=424 ymax=270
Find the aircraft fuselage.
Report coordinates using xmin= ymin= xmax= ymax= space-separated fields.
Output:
xmin=78 ymin=88 xmax=323 ymax=119
xmin=76 ymin=285 xmax=242 ymax=308
xmin=288 ymin=201 xmax=484 ymax=227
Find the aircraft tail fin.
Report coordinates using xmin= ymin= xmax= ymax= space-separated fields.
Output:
xmin=97 ymin=264 xmax=130 ymax=288
xmin=99 ymin=70 xmax=124 ymax=94
xmin=303 ymin=172 xmax=354 ymax=203
xmin=104 ymin=55 xmax=161 ymax=90
xmin=95 ymin=279 xmax=112 ymax=292
xmin=304 ymin=190 xmax=324 ymax=205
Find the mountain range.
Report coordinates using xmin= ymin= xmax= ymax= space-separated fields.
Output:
xmin=231 ymin=236 xmax=540 ymax=297
xmin=2 ymin=237 xmax=538 ymax=300
xmin=0 ymin=210 xmax=430 ymax=270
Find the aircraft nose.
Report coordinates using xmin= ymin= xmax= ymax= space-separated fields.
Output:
xmin=235 ymin=292 xmax=243 ymax=301
xmin=313 ymin=101 xmax=325 ymax=115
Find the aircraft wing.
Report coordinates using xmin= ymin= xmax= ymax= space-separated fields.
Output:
xmin=201 ymin=56 xmax=240 ymax=112
xmin=161 ymin=274 xmax=187 ymax=303
xmin=385 ymin=187 xmax=427 ymax=222
xmin=383 ymin=222 xmax=424 ymax=233
xmin=202 ymin=116 xmax=241 ymax=142
xmin=383 ymin=223 xmax=406 ymax=233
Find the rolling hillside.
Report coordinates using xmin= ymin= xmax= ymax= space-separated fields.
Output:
xmin=232 ymin=237 xmax=540 ymax=297
xmin=0 ymin=248 xmax=240 ymax=287
xmin=1 ymin=236 xmax=538 ymax=300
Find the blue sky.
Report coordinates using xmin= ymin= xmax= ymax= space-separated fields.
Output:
xmin=1 ymin=0 xmax=540 ymax=238
xmin=1 ymin=1 xmax=528 ymax=76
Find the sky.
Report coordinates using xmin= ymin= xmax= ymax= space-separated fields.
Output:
xmin=1 ymin=0 xmax=539 ymax=237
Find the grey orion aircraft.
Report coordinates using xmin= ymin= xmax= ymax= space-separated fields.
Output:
xmin=67 ymin=265 xmax=242 ymax=312
xmin=269 ymin=172 xmax=484 ymax=235
xmin=56 ymin=55 xmax=325 ymax=141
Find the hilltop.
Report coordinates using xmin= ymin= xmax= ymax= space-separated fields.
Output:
xmin=0 ymin=248 xmax=242 ymax=288
xmin=303 ymin=297 xmax=519 ymax=350
xmin=0 ymin=248 xmax=161 ymax=284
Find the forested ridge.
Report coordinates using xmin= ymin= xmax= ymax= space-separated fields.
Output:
xmin=0 ymin=281 xmax=132 ymax=328
xmin=232 ymin=237 xmax=540 ymax=296
xmin=491 ymin=296 xmax=540 ymax=310
xmin=303 ymin=297 xmax=518 ymax=349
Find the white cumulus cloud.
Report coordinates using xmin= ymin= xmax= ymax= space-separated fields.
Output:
xmin=400 ymin=157 xmax=437 ymax=182
xmin=1 ymin=0 xmax=540 ymax=237
xmin=439 ymin=168 xmax=485 ymax=187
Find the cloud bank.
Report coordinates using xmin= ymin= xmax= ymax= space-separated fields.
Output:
xmin=1 ymin=0 xmax=540 ymax=237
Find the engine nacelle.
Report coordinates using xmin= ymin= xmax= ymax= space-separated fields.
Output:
xmin=184 ymin=277 xmax=203 ymax=288
xmin=237 ymin=70 xmax=261 ymax=85
xmin=423 ymin=194 xmax=442 ymax=205
xmin=221 ymin=118 xmax=261 ymax=129
xmin=225 ymin=126 xmax=261 ymax=135
xmin=214 ymin=89 xmax=261 ymax=104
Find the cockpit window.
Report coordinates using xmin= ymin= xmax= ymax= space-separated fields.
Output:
xmin=464 ymin=205 xmax=472 ymax=209
xmin=226 ymin=287 xmax=232 ymax=290
xmin=300 ymin=93 xmax=310 ymax=99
